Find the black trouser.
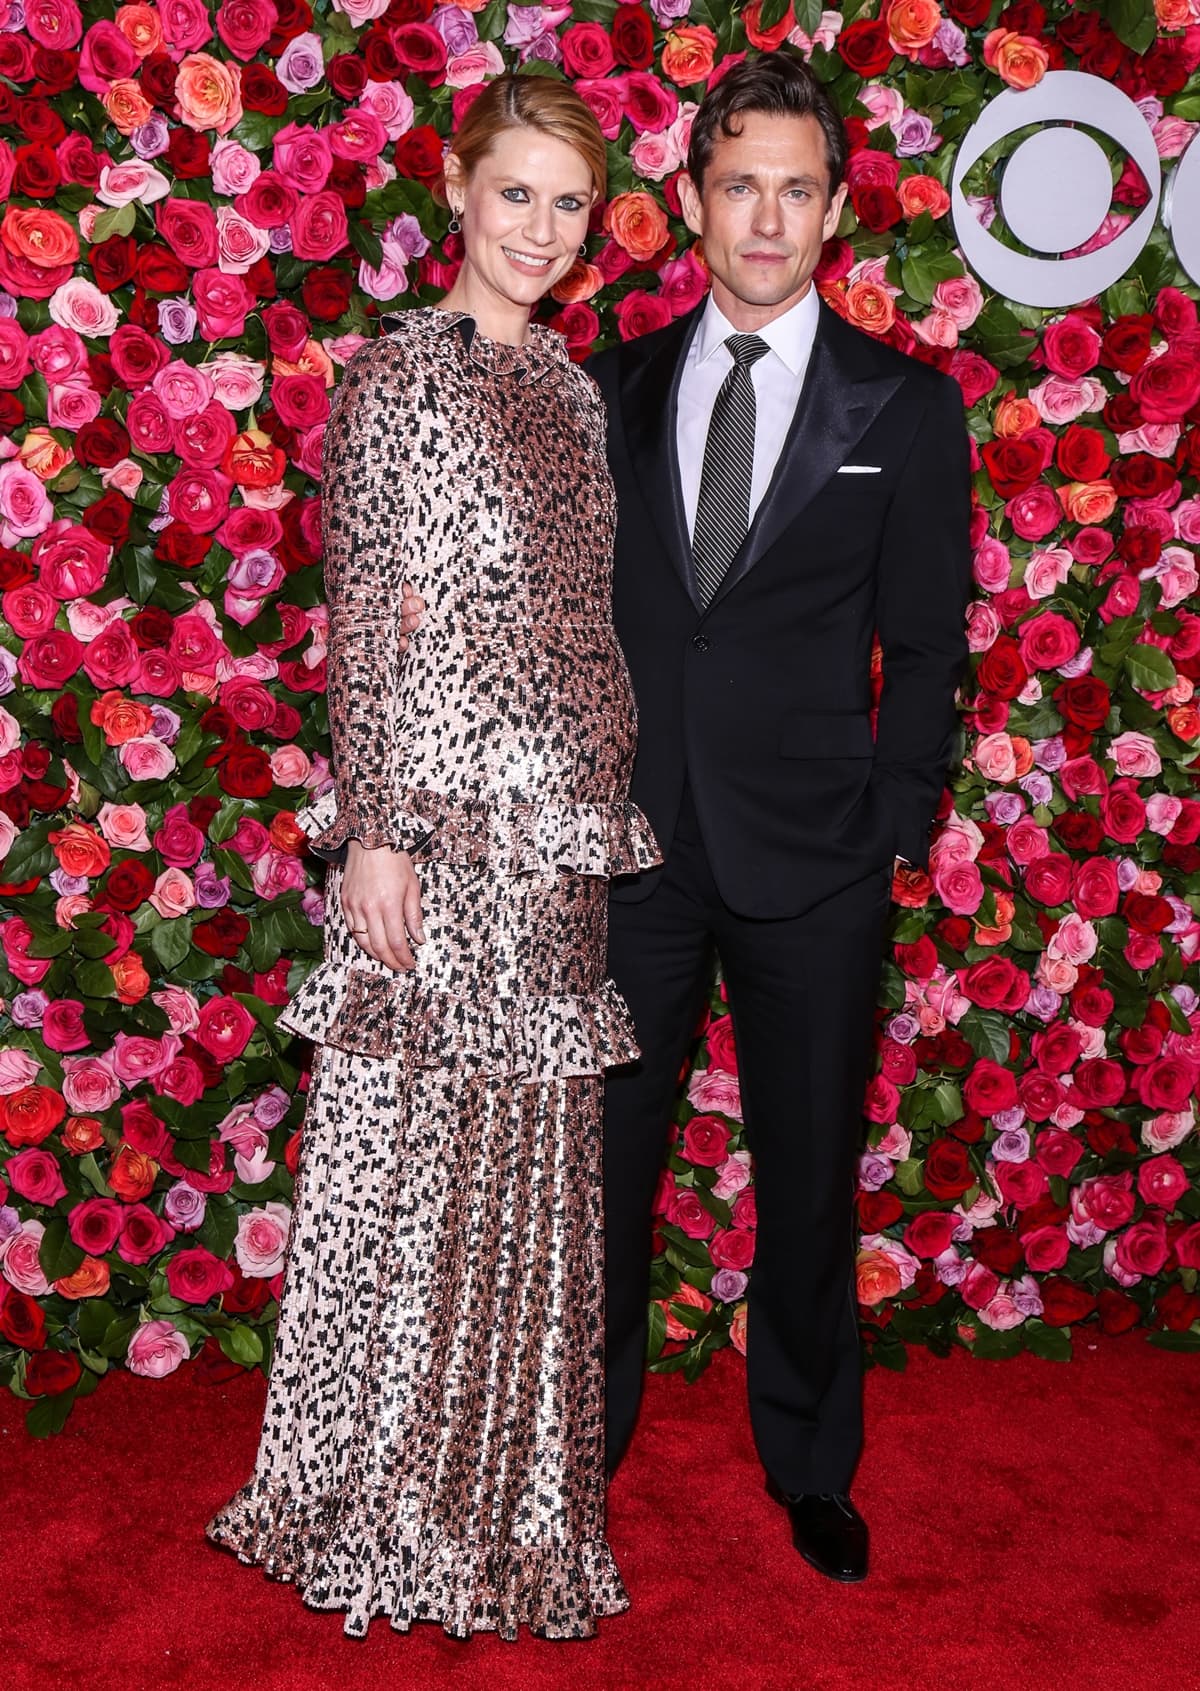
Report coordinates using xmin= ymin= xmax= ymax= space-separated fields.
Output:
xmin=603 ymin=784 xmax=891 ymax=1494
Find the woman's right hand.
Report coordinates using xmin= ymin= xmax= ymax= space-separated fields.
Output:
xmin=341 ymin=840 xmax=426 ymax=973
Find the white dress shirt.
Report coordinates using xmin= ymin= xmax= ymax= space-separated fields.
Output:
xmin=677 ymin=285 xmax=820 ymax=541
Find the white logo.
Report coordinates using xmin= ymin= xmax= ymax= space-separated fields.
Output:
xmin=950 ymin=70 xmax=1200 ymax=307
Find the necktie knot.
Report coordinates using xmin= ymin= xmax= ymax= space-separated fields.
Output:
xmin=726 ymin=333 xmax=769 ymax=371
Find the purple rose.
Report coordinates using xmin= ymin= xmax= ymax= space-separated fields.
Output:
xmin=276 ymin=31 xmax=325 ymax=94
xmin=158 ymin=298 xmax=198 ymax=345
xmin=711 ymin=1269 xmax=748 ymax=1303
xmin=430 ymin=4 xmax=478 ymax=56
xmin=164 ymin=1181 xmax=207 ymax=1231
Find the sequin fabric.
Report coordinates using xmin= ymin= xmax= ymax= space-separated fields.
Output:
xmin=205 ymin=310 xmax=660 ymax=1640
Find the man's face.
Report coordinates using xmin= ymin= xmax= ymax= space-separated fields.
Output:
xmin=679 ymin=111 xmax=847 ymax=327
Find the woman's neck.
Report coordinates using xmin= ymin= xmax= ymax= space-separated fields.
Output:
xmin=437 ymin=266 xmax=532 ymax=347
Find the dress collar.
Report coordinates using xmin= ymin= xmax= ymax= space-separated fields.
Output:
xmin=383 ymin=306 xmax=570 ymax=386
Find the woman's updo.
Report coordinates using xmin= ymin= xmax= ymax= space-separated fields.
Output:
xmin=449 ymin=73 xmax=607 ymax=201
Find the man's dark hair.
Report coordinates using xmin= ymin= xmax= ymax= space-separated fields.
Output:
xmin=687 ymin=51 xmax=848 ymax=196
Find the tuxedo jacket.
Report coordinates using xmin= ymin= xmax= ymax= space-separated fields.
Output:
xmin=588 ymin=298 xmax=973 ymax=919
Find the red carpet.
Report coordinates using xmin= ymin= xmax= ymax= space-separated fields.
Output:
xmin=4 ymin=1338 xmax=1197 ymax=1691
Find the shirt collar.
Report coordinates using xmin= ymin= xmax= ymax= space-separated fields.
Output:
xmin=694 ymin=285 xmax=820 ymax=376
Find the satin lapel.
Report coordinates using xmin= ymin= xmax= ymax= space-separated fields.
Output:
xmin=703 ymin=304 xmax=904 ymax=616
xmin=619 ymin=308 xmax=701 ymax=605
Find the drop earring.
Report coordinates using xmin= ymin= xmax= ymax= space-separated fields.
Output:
xmin=448 ymin=209 xmax=462 ymax=234
xmin=578 ymin=241 xmax=587 ymax=256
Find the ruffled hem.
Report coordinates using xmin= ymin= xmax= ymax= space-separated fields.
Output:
xmin=277 ymin=964 xmax=640 ymax=1075
xmin=296 ymin=785 xmax=660 ymax=880
xmin=207 ymin=1485 xmax=628 ymax=1641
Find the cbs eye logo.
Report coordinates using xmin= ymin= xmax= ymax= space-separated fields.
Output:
xmin=950 ymin=70 xmax=1200 ymax=308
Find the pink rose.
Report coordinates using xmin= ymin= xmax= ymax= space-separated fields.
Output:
xmin=110 ymin=1031 xmax=181 ymax=1085
xmin=234 ymin=1201 xmax=291 ymax=1276
xmin=1 ymin=1222 xmax=51 ymax=1295
xmin=61 ymin=1054 xmax=121 ymax=1113
xmin=272 ymin=122 xmax=333 ymax=193
xmin=1109 ymin=731 xmax=1162 ymax=778
xmin=0 ymin=462 xmax=53 ymax=541
xmin=973 ymin=732 xmax=1019 ymax=783
xmin=126 ymin=1319 xmax=190 ymax=1378
xmin=1018 ymin=610 xmax=1080 ymax=672
xmin=33 ymin=520 xmax=111 ymax=600
xmin=932 ymin=857 xmax=984 ymax=915
xmin=81 ymin=620 xmax=140 ymax=689
xmin=119 ymin=737 xmax=177 ymax=782
xmin=7 ymin=1148 xmax=67 ymax=1206
xmin=48 ymin=277 xmax=121 ymax=339
xmin=192 ymin=269 xmax=252 ymax=341
xmin=960 ymin=1260 xmax=1000 ymax=1310
xmin=1005 ymin=483 xmax=1061 ymax=541
xmin=289 ymin=192 xmax=349 ymax=263
xmin=686 ymin=1066 xmax=742 ymax=1120
xmin=196 ymin=995 xmax=256 ymax=1063
xmin=97 ymin=802 xmax=152 ymax=851
xmin=41 ymin=1000 xmax=90 ymax=1053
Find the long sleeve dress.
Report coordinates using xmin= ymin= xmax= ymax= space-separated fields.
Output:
xmin=205 ymin=308 xmax=659 ymax=1640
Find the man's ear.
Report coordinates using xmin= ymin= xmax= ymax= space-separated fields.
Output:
xmin=822 ymin=181 xmax=848 ymax=242
xmin=678 ymin=172 xmax=705 ymax=240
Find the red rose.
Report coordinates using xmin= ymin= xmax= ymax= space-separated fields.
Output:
xmin=1070 ymin=1058 xmax=1126 ymax=1108
xmin=923 ymin=1137 xmax=974 ymax=1199
xmin=1053 ymin=675 xmax=1110 ymax=730
xmin=17 ymin=628 xmax=84 ymax=689
xmin=1156 ymin=1284 xmax=1200 ymax=1333
xmin=894 ymin=934 xmax=937 ymax=978
xmin=972 ymin=1226 xmax=1023 ymax=1275
xmin=1071 ymin=857 xmax=1119 ymax=919
xmin=96 ymin=860 xmax=154 ymax=913
xmin=327 ymin=51 xmax=368 ymax=99
xmin=219 ymin=745 xmax=273 ymax=798
xmin=879 ymin=1041 xmax=917 ymax=1086
xmin=1110 ymin=453 xmax=1178 ymax=499
xmin=961 ymin=956 xmax=1029 ymax=1014
xmin=241 ymin=62 xmax=288 ymax=115
xmin=68 ymin=1196 xmax=124 ymax=1255
xmin=1040 ymin=1278 xmax=1096 ymax=1326
xmin=710 ymin=1227 xmax=755 ymax=1271
xmin=395 ymin=124 xmax=443 ymax=182
xmin=0 ymin=1288 xmax=47 ymax=1350
xmin=681 ymin=1113 xmax=732 ymax=1167
xmin=1055 ymin=423 xmax=1110 ymax=482
xmin=0 ymin=1085 xmax=66 ymax=1147
xmin=74 ymin=417 xmax=130 ymax=469
xmin=135 ymin=243 xmax=190 ymax=294
xmin=1018 ymin=609 xmax=1080 ymax=672
xmin=611 ymin=4 xmax=655 ymax=67
xmin=1101 ymin=315 xmax=1153 ymax=374
xmin=1122 ymin=891 xmax=1172 ymax=934
xmin=1022 ymin=854 xmax=1073 ymax=906
xmin=165 ymin=1246 xmax=235 ymax=1305
xmin=391 ymin=22 xmax=447 ymax=84
xmin=82 ymin=490 xmax=131 ymax=548
xmin=1132 ymin=1056 xmax=1197 ymax=1113
xmin=24 ymin=1350 xmax=83 ymax=1396
xmin=301 ymin=266 xmax=352 ymax=323
xmin=981 ymin=433 xmax=1053 ymax=496
xmin=222 ymin=1260 xmax=272 ymax=1315
xmin=963 ymin=1059 xmax=1019 ymax=1117
xmin=976 ymin=635 xmax=1027 ymax=701
xmin=903 ymin=1211 xmax=956 ymax=1259
xmin=837 ymin=18 xmax=895 ymax=76
xmin=857 ymin=1190 xmax=903 ymax=1230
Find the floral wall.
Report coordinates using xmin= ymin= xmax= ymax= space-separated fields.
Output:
xmin=1 ymin=0 xmax=1198 ymax=1431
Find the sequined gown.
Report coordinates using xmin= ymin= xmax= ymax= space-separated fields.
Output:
xmin=206 ymin=309 xmax=658 ymax=1639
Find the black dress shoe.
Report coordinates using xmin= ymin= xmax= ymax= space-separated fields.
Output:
xmin=766 ymin=1478 xmax=869 ymax=1583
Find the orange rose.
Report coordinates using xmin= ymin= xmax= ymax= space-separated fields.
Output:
xmin=729 ymin=1300 xmax=748 ymax=1355
xmin=897 ymin=174 xmax=951 ymax=221
xmin=843 ymin=279 xmax=896 ymax=337
xmin=112 ymin=952 xmax=151 ymax=1004
xmin=224 ymin=429 xmax=287 ymax=489
xmin=272 ymin=338 xmax=335 ymax=385
xmin=663 ymin=1282 xmax=713 ymax=1341
xmin=886 ymin=0 xmax=942 ymax=51
xmin=55 ymin=1257 xmax=112 ymax=1300
xmin=984 ymin=28 xmax=1050 ymax=89
xmin=661 ymin=24 xmax=717 ymax=86
xmin=1156 ymin=0 xmax=1192 ymax=25
xmin=1167 ymin=703 xmax=1200 ymax=742
xmin=48 ymin=821 xmax=111 ymax=879
xmin=18 ymin=427 xmax=73 ymax=480
xmin=115 ymin=2 xmax=164 ymax=56
xmin=605 ymin=192 xmax=670 ymax=264
xmin=856 ymin=1249 xmax=902 ymax=1306
xmin=269 ymin=812 xmax=308 ymax=856
xmin=1057 ymin=480 xmax=1117 ymax=525
xmin=62 ymin=1115 xmax=105 ymax=1155
xmin=550 ymin=259 xmax=604 ymax=305
xmin=91 ymin=690 xmax=155 ymax=746
xmin=109 ymin=1144 xmax=158 ymax=1202
xmin=892 ymin=863 xmax=933 ymax=909
xmin=103 ymin=79 xmax=153 ymax=137
xmin=174 ymin=51 xmax=244 ymax=137
xmin=742 ymin=0 xmax=793 ymax=50
xmin=993 ymin=392 xmax=1041 ymax=438
xmin=1 ymin=204 xmax=80 ymax=269
xmin=974 ymin=890 xmax=1015 ymax=947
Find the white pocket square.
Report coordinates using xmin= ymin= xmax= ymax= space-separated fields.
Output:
xmin=837 ymin=464 xmax=882 ymax=473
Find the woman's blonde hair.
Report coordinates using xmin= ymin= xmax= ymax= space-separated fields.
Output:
xmin=448 ymin=73 xmax=607 ymax=201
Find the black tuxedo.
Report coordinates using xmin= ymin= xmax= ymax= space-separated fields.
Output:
xmin=589 ymin=299 xmax=971 ymax=1491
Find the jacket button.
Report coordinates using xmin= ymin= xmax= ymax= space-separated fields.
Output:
xmin=691 ymin=634 xmax=710 ymax=652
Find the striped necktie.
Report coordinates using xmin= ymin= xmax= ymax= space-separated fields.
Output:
xmin=692 ymin=333 xmax=770 ymax=609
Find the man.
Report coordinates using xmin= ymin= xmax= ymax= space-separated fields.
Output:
xmin=588 ymin=52 xmax=971 ymax=1583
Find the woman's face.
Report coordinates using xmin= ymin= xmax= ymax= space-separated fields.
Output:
xmin=446 ymin=126 xmax=595 ymax=314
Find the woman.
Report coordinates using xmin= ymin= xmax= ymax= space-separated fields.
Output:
xmin=206 ymin=75 xmax=658 ymax=1641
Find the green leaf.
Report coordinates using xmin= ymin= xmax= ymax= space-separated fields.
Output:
xmin=1125 ymin=644 xmax=1178 ymax=694
xmin=646 ymin=1299 xmax=667 ymax=1361
xmin=26 ymin=1391 xmax=77 ymax=1439
xmin=1146 ymin=1329 xmax=1200 ymax=1352
xmin=218 ymin=1324 xmax=265 ymax=1367
xmin=150 ymin=917 xmax=193 ymax=972
xmin=959 ymin=1008 xmax=1012 ymax=1064
xmin=1023 ymin=1320 xmax=1072 ymax=1362
xmin=1106 ymin=0 xmax=1157 ymax=53
xmin=757 ymin=0 xmax=791 ymax=26
xmin=38 ymin=1218 xmax=86 ymax=1284
xmin=75 ymin=959 xmax=117 ymax=1000
xmin=971 ymin=300 xmax=1031 ymax=370
xmin=971 ymin=1327 xmax=1025 ymax=1360
xmin=91 ymin=202 xmax=136 ymax=243
xmin=899 ymin=247 xmax=964 ymax=307
xmin=232 ymin=109 xmax=287 ymax=151
xmin=793 ymin=0 xmax=824 ymax=33
xmin=895 ymin=1158 xmax=925 ymax=1197
xmin=79 ymin=1153 xmax=115 ymax=1197
xmin=347 ymin=217 xmax=385 ymax=273
xmin=75 ymin=1298 xmax=117 ymax=1350
xmin=0 ymin=822 xmax=53 ymax=884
